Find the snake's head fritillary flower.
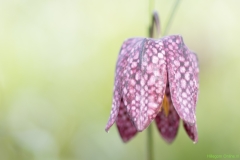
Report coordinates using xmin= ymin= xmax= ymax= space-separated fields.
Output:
xmin=105 ymin=35 xmax=199 ymax=143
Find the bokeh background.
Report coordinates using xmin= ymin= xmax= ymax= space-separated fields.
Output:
xmin=0 ymin=0 xmax=240 ymax=160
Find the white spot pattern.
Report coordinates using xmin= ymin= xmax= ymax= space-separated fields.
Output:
xmin=122 ymin=38 xmax=167 ymax=131
xmin=165 ymin=35 xmax=199 ymax=125
xmin=105 ymin=35 xmax=199 ymax=143
xmin=155 ymin=83 xmax=180 ymax=143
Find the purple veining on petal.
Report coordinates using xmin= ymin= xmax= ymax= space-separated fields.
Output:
xmin=122 ymin=38 xmax=167 ymax=131
xmin=183 ymin=121 xmax=198 ymax=143
xmin=183 ymin=48 xmax=199 ymax=143
xmin=105 ymin=35 xmax=199 ymax=143
xmin=116 ymin=99 xmax=138 ymax=142
xmin=164 ymin=35 xmax=197 ymax=125
xmin=155 ymin=82 xmax=180 ymax=143
xmin=188 ymin=50 xmax=199 ymax=110
xmin=105 ymin=38 xmax=143 ymax=132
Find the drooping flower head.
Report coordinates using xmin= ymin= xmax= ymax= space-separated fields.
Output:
xmin=105 ymin=35 xmax=199 ymax=143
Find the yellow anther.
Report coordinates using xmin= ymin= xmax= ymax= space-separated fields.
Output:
xmin=162 ymin=94 xmax=169 ymax=117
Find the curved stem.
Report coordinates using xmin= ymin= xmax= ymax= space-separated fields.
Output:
xmin=162 ymin=0 xmax=181 ymax=36
xmin=149 ymin=11 xmax=160 ymax=38
xmin=147 ymin=4 xmax=158 ymax=160
xmin=147 ymin=124 xmax=154 ymax=160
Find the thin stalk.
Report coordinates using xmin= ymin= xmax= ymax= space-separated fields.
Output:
xmin=147 ymin=1 xmax=155 ymax=159
xmin=146 ymin=0 xmax=157 ymax=160
xmin=146 ymin=1 xmax=181 ymax=160
xmin=162 ymin=0 xmax=181 ymax=36
xmin=146 ymin=124 xmax=154 ymax=160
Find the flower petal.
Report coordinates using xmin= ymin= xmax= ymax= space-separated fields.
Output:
xmin=165 ymin=35 xmax=198 ymax=125
xmin=188 ymin=50 xmax=199 ymax=110
xmin=155 ymin=83 xmax=180 ymax=143
xmin=105 ymin=38 xmax=142 ymax=132
xmin=116 ymin=99 xmax=138 ymax=142
xmin=122 ymin=38 xmax=167 ymax=131
xmin=182 ymin=48 xmax=199 ymax=143
xmin=183 ymin=121 xmax=198 ymax=143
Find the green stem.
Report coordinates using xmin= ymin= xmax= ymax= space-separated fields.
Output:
xmin=146 ymin=1 xmax=181 ymax=160
xmin=147 ymin=1 xmax=155 ymax=159
xmin=147 ymin=124 xmax=154 ymax=160
xmin=162 ymin=0 xmax=181 ymax=36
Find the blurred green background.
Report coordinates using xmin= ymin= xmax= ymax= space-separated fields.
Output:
xmin=0 ymin=0 xmax=240 ymax=160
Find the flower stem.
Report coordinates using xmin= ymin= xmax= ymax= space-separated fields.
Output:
xmin=162 ymin=0 xmax=181 ymax=36
xmin=147 ymin=1 xmax=156 ymax=158
xmin=146 ymin=1 xmax=181 ymax=160
xmin=146 ymin=124 xmax=154 ymax=160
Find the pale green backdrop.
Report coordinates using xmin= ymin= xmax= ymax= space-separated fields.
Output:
xmin=0 ymin=0 xmax=240 ymax=160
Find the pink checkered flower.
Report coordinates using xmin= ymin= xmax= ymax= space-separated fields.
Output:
xmin=105 ymin=35 xmax=199 ymax=143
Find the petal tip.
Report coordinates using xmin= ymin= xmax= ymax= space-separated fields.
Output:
xmin=193 ymin=140 xmax=198 ymax=144
xmin=135 ymin=124 xmax=145 ymax=132
xmin=134 ymin=118 xmax=153 ymax=132
xmin=163 ymin=138 xmax=175 ymax=144
xmin=105 ymin=128 xmax=109 ymax=133
xmin=121 ymin=136 xmax=135 ymax=143
xmin=183 ymin=121 xmax=198 ymax=143
xmin=105 ymin=122 xmax=113 ymax=133
xmin=192 ymin=135 xmax=198 ymax=144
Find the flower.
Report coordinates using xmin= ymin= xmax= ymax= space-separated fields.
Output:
xmin=105 ymin=35 xmax=199 ymax=143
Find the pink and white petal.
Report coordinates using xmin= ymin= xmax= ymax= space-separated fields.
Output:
xmin=116 ymin=99 xmax=138 ymax=142
xmin=122 ymin=38 xmax=167 ymax=131
xmin=189 ymin=51 xmax=199 ymax=83
xmin=155 ymin=83 xmax=180 ymax=143
xmin=183 ymin=121 xmax=198 ymax=143
xmin=105 ymin=83 xmax=121 ymax=132
xmin=105 ymin=38 xmax=142 ymax=132
xmin=188 ymin=50 xmax=199 ymax=110
xmin=164 ymin=35 xmax=197 ymax=125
